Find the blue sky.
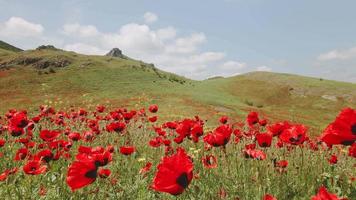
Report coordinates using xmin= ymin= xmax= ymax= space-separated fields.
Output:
xmin=0 ymin=0 xmax=355 ymax=82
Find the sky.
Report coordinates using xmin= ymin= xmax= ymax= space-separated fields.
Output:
xmin=0 ymin=0 xmax=355 ymax=82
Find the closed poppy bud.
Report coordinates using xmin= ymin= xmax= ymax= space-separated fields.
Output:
xmin=201 ymin=155 xmax=217 ymax=169
xmin=0 ymin=139 xmax=5 ymax=147
xmin=140 ymin=162 xmax=152 ymax=175
xmin=98 ymin=168 xmax=111 ymax=178
xmin=328 ymin=154 xmax=338 ymax=165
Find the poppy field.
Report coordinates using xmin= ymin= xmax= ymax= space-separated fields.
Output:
xmin=0 ymin=104 xmax=355 ymax=200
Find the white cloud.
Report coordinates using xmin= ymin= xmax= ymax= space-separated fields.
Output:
xmin=64 ymin=43 xmax=106 ymax=55
xmin=220 ymin=61 xmax=247 ymax=70
xmin=58 ymin=15 xmax=260 ymax=79
xmin=0 ymin=17 xmax=43 ymax=38
xmin=157 ymin=27 xmax=176 ymax=41
xmin=143 ymin=12 xmax=158 ymax=24
xmin=62 ymin=23 xmax=99 ymax=37
xmin=317 ymin=47 xmax=356 ymax=61
xmin=256 ymin=66 xmax=272 ymax=72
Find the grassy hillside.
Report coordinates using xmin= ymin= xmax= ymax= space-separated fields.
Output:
xmin=0 ymin=48 xmax=355 ymax=135
xmin=0 ymin=40 xmax=23 ymax=52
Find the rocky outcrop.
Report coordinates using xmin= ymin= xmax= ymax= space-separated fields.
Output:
xmin=105 ymin=48 xmax=125 ymax=58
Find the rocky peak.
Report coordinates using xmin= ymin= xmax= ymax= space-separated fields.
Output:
xmin=105 ymin=48 xmax=124 ymax=58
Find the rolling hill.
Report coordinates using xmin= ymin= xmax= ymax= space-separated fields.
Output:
xmin=0 ymin=42 xmax=355 ymax=135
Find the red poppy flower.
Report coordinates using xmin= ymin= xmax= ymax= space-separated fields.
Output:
xmin=151 ymin=148 xmax=193 ymax=195
xmin=328 ymin=155 xmax=338 ymax=165
xmin=256 ymin=133 xmax=273 ymax=147
xmin=349 ymin=143 xmax=356 ymax=158
xmin=40 ymin=130 xmax=60 ymax=142
xmin=267 ymin=121 xmax=291 ymax=136
xmin=23 ymin=160 xmax=47 ymax=175
xmin=279 ymin=124 xmax=308 ymax=145
xmin=0 ymin=139 xmax=5 ymax=147
xmin=219 ymin=116 xmax=228 ymax=124
xmin=119 ymin=146 xmax=135 ymax=155
xmin=140 ymin=162 xmax=153 ymax=174
xmin=263 ymin=194 xmax=277 ymax=200
xmin=259 ymin=119 xmax=268 ymax=126
xmin=311 ymin=186 xmax=342 ymax=200
xmin=320 ymin=108 xmax=356 ymax=146
xmin=68 ymin=132 xmax=81 ymax=141
xmin=148 ymin=116 xmax=158 ymax=123
xmin=247 ymin=111 xmax=259 ymax=126
xmin=14 ymin=148 xmax=29 ymax=161
xmin=201 ymin=155 xmax=217 ymax=169
xmin=106 ymin=122 xmax=126 ymax=133
xmin=275 ymin=160 xmax=288 ymax=168
xmin=98 ymin=168 xmax=111 ymax=178
xmin=243 ymin=148 xmax=266 ymax=160
xmin=203 ymin=124 xmax=232 ymax=147
xmin=66 ymin=160 xmax=98 ymax=191
xmin=96 ymin=105 xmax=105 ymax=113
xmin=35 ymin=149 xmax=54 ymax=163
xmin=0 ymin=167 xmax=18 ymax=181
xmin=149 ymin=104 xmax=158 ymax=113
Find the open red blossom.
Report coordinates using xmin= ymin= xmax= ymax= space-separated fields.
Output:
xmin=243 ymin=148 xmax=266 ymax=160
xmin=119 ymin=146 xmax=135 ymax=155
xmin=219 ymin=116 xmax=228 ymax=124
xmin=35 ymin=149 xmax=54 ymax=163
xmin=151 ymin=148 xmax=193 ymax=195
xmin=96 ymin=105 xmax=105 ymax=113
xmin=149 ymin=104 xmax=158 ymax=113
xmin=0 ymin=167 xmax=18 ymax=181
xmin=23 ymin=160 xmax=47 ymax=175
xmin=98 ymin=168 xmax=111 ymax=178
xmin=349 ymin=143 xmax=356 ymax=158
xmin=275 ymin=160 xmax=288 ymax=168
xmin=148 ymin=116 xmax=158 ymax=123
xmin=279 ymin=124 xmax=308 ymax=145
xmin=267 ymin=121 xmax=291 ymax=137
xmin=320 ymin=108 xmax=356 ymax=146
xmin=68 ymin=132 xmax=81 ymax=141
xmin=40 ymin=130 xmax=60 ymax=142
xmin=311 ymin=186 xmax=343 ymax=200
xmin=263 ymin=194 xmax=278 ymax=200
xmin=66 ymin=160 xmax=98 ymax=191
xmin=256 ymin=133 xmax=273 ymax=147
xmin=259 ymin=119 xmax=268 ymax=126
xmin=201 ymin=155 xmax=217 ymax=169
xmin=203 ymin=124 xmax=232 ymax=147
xmin=14 ymin=148 xmax=29 ymax=161
xmin=106 ymin=121 xmax=126 ymax=133
xmin=328 ymin=155 xmax=338 ymax=165
xmin=247 ymin=111 xmax=259 ymax=126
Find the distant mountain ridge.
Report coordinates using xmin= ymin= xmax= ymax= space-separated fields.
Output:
xmin=0 ymin=40 xmax=23 ymax=52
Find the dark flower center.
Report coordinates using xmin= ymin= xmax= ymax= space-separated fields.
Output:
xmin=176 ymin=173 xmax=189 ymax=189
xmin=85 ymin=169 xmax=97 ymax=179
xmin=261 ymin=142 xmax=268 ymax=147
xmin=341 ymin=140 xmax=354 ymax=146
xmin=351 ymin=123 xmax=356 ymax=135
